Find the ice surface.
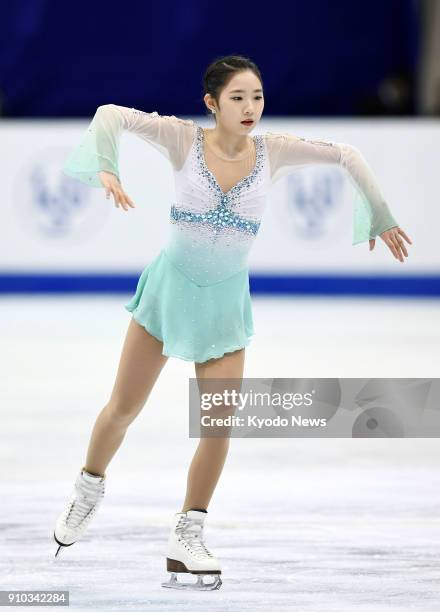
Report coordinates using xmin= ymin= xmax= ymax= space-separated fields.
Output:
xmin=1 ymin=295 xmax=440 ymax=611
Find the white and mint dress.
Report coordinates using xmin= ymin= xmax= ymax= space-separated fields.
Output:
xmin=62 ymin=104 xmax=398 ymax=363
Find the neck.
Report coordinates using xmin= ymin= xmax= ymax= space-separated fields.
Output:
xmin=204 ymin=126 xmax=252 ymax=159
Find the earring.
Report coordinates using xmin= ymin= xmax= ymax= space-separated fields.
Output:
xmin=211 ymin=109 xmax=216 ymax=114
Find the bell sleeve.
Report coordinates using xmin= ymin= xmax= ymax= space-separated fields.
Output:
xmin=265 ymin=132 xmax=399 ymax=245
xmin=62 ymin=104 xmax=195 ymax=188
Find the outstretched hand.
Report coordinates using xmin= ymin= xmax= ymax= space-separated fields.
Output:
xmin=99 ymin=171 xmax=136 ymax=211
xmin=369 ymin=227 xmax=412 ymax=262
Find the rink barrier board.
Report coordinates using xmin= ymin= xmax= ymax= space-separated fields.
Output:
xmin=0 ymin=274 xmax=439 ymax=296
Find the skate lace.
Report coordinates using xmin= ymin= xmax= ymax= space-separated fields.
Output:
xmin=64 ymin=476 xmax=105 ymax=529
xmin=176 ymin=516 xmax=214 ymax=558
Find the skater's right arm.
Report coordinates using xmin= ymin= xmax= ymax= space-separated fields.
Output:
xmin=62 ymin=104 xmax=196 ymax=210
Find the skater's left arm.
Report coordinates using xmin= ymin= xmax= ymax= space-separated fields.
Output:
xmin=265 ymin=133 xmax=412 ymax=262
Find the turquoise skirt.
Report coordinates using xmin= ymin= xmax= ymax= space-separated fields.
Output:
xmin=124 ymin=249 xmax=254 ymax=363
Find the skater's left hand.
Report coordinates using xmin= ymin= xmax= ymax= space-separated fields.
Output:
xmin=369 ymin=227 xmax=412 ymax=262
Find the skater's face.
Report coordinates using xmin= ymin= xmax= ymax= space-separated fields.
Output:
xmin=205 ymin=70 xmax=264 ymax=133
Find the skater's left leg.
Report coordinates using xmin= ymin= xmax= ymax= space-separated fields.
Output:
xmin=163 ymin=349 xmax=244 ymax=589
xmin=181 ymin=347 xmax=245 ymax=512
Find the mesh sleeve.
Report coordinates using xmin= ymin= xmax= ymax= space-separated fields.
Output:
xmin=265 ymin=132 xmax=399 ymax=245
xmin=62 ymin=104 xmax=196 ymax=188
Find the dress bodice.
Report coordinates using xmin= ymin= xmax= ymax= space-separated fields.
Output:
xmin=166 ymin=125 xmax=270 ymax=285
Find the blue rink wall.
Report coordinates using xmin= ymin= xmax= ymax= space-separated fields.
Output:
xmin=0 ymin=118 xmax=436 ymax=297
xmin=1 ymin=273 xmax=439 ymax=297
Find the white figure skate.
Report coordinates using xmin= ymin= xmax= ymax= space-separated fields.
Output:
xmin=161 ymin=510 xmax=222 ymax=591
xmin=53 ymin=467 xmax=106 ymax=557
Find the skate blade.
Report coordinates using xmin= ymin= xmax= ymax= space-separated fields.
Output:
xmin=53 ymin=531 xmax=74 ymax=558
xmin=54 ymin=545 xmax=64 ymax=558
xmin=161 ymin=572 xmax=222 ymax=591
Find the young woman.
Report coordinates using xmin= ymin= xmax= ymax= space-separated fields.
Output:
xmin=53 ymin=55 xmax=412 ymax=591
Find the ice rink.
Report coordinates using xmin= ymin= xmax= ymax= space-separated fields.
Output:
xmin=2 ymin=295 xmax=440 ymax=611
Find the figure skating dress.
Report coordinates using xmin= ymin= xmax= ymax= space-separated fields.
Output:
xmin=62 ymin=105 xmax=398 ymax=363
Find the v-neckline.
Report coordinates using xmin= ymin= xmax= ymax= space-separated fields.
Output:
xmin=198 ymin=126 xmax=259 ymax=197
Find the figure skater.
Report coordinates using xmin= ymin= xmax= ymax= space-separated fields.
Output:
xmin=53 ymin=54 xmax=412 ymax=591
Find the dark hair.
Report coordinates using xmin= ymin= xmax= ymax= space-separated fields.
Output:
xmin=203 ymin=54 xmax=263 ymax=120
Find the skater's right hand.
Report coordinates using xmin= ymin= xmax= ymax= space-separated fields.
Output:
xmin=98 ymin=171 xmax=136 ymax=211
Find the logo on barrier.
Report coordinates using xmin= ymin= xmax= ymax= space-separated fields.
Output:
xmin=13 ymin=148 xmax=110 ymax=244
xmin=277 ymin=167 xmax=348 ymax=246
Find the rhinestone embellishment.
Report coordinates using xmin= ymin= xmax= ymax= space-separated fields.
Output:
xmin=170 ymin=203 xmax=260 ymax=236
xmin=169 ymin=126 xmax=264 ymax=237
xmin=196 ymin=125 xmax=264 ymax=199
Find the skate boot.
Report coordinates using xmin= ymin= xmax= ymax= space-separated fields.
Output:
xmin=161 ymin=510 xmax=222 ymax=591
xmin=53 ymin=466 xmax=106 ymax=558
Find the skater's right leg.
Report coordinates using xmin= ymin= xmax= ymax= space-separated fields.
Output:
xmin=54 ymin=318 xmax=168 ymax=556
xmin=84 ymin=317 xmax=169 ymax=476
